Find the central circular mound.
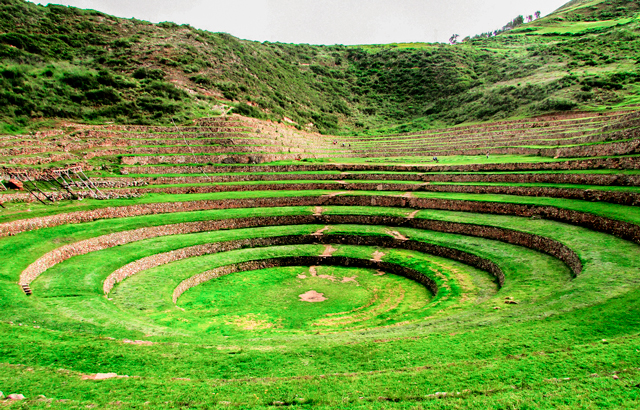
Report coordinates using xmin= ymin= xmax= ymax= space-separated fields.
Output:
xmin=176 ymin=265 xmax=432 ymax=332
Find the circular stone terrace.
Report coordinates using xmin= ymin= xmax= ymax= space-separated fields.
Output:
xmin=0 ymin=112 xmax=639 ymax=408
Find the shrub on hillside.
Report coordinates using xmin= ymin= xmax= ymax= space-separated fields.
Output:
xmin=534 ymin=98 xmax=577 ymax=112
xmin=231 ymin=103 xmax=263 ymax=119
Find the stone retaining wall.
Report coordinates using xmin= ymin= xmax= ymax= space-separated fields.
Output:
xmin=358 ymin=138 xmax=640 ymax=158
xmin=378 ymin=111 xmax=627 ymax=138
xmin=20 ymin=214 xmax=576 ymax=288
xmin=119 ymin=153 xmax=331 ymax=165
xmin=125 ymin=156 xmax=640 ymax=174
xmin=100 ymin=235 xmax=500 ymax=296
xmin=97 ymin=172 xmax=640 ymax=187
xmin=2 ymin=195 xmax=638 ymax=248
xmin=171 ymin=256 xmax=443 ymax=303
xmin=357 ymin=128 xmax=639 ymax=155
xmin=114 ymin=181 xmax=640 ymax=206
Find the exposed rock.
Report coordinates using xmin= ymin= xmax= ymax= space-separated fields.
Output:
xmin=6 ymin=179 xmax=23 ymax=190
xmin=8 ymin=393 xmax=25 ymax=400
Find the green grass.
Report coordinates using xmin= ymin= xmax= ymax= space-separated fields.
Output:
xmin=0 ymin=200 xmax=639 ymax=408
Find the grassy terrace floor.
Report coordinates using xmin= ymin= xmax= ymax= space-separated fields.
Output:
xmin=0 ymin=113 xmax=639 ymax=409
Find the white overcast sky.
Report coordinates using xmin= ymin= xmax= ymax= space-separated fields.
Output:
xmin=28 ymin=0 xmax=570 ymax=44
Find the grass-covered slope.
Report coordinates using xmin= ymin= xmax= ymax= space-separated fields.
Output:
xmin=0 ymin=0 xmax=639 ymax=134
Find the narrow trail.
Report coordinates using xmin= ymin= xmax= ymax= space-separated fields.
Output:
xmin=388 ymin=230 xmax=409 ymax=241
xmin=312 ymin=226 xmax=330 ymax=236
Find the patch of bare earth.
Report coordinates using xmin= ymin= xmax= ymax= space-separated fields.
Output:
xmin=299 ymin=290 xmax=327 ymax=302
xmin=313 ymin=206 xmax=324 ymax=216
xmin=321 ymin=244 xmax=337 ymax=257
xmin=372 ymin=251 xmax=385 ymax=262
xmin=341 ymin=276 xmax=360 ymax=286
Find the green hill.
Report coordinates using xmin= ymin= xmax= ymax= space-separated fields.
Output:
xmin=0 ymin=0 xmax=639 ymax=134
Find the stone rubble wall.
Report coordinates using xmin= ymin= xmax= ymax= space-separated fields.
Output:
xmin=20 ymin=216 xmax=312 ymax=285
xmin=0 ymin=190 xmax=139 ymax=204
xmin=102 ymin=235 xmax=494 ymax=297
xmin=94 ymin=172 xmax=640 ymax=187
xmin=3 ymin=178 xmax=638 ymax=206
xmin=20 ymin=213 xmax=576 ymax=289
xmin=172 ymin=255 xmax=445 ymax=304
xmin=113 ymin=181 xmax=640 ymax=206
xmin=125 ymin=156 xmax=640 ymax=174
xmin=3 ymin=195 xmax=639 ymax=248
xmin=114 ymin=138 xmax=639 ymax=163
xmin=379 ymin=111 xmax=628 ymax=138
xmin=359 ymin=138 xmax=640 ymax=158
xmin=119 ymin=153 xmax=329 ymax=165
xmin=357 ymin=126 xmax=639 ymax=153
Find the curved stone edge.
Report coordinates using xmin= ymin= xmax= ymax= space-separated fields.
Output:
xmin=18 ymin=216 xmax=312 ymax=286
xmin=95 ymin=172 xmax=640 ymax=187
xmin=101 ymin=234 xmax=499 ymax=296
xmin=171 ymin=256 xmax=441 ymax=304
xmin=20 ymin=214 xmax=578 ymax=289
xmin=107 ymin=182 xmax=640 ymax=207
xmin=3 ymin=181 xmax=639 ymax=207
xmin=3 ymin=196 xmax=640 ymax=247
xmin=104 ymin=234 xmax=503 ymax=296
xmin=124 ymin=156 xmax=640 ymax=174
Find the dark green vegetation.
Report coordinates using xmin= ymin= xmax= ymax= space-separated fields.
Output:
xmin=1 ymin=0 xmax=639 ymax=134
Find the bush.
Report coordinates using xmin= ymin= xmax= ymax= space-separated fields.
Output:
xmin=231 ymin=103 xmax=263 ymax=119
xmin=144 ymin=81 xmax=186 ymax=100
xmin=61 ymin=72 xmax=98 ymax=90
xmin=536 ymin=98 xmax=577 ymax=112
xmin=137 ymin=96 xmax=179 ymax=114
xmin=190 ymin=75 xmax=213 ymax=86
xmin=84 ymin=87 xmax=121 ymax=104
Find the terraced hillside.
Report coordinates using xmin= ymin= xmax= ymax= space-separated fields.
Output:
xmin=0 ymin=110 xmax=639 ymax=408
